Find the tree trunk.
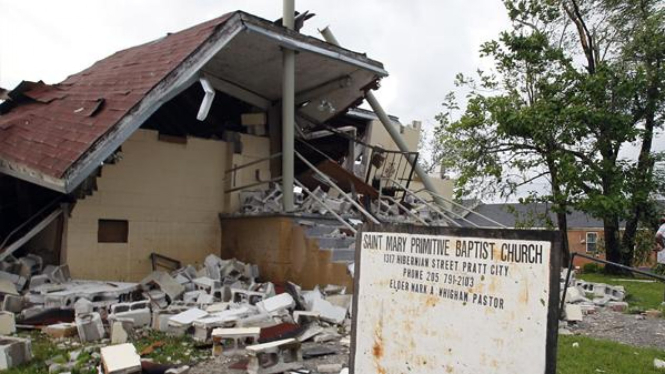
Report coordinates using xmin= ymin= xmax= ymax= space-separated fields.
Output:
xmin=620 ymin=54 xmax=659 ymax=264
xmin=556 ymin=210 xmax=571 ymax=266
xmin=603 ymin=215 xmax=625 ymax=274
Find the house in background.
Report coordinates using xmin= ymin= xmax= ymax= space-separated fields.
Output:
xmin=461 ymin=202 xmax=634 ymax=268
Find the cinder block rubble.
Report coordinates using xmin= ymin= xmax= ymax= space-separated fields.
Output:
xmin=0 ymin=336 xmax=32 ymax=370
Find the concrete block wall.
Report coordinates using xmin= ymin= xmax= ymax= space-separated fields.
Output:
xmin=221 ymin=216 xmax=353 ymax=291
xmin=65 ymin=130 xmax=229 ymax=281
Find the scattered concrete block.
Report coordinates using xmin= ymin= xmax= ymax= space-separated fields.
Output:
xmin=141 ymin=271 xmax=185 ymax=302
xmin=296 ymin=324 xmax=324 ymax=343
xmin=0 ymin=336 xmax=32 ymax=369
xmin=2 ymin=295 xmax=24 ymax=313
xmin=232 ymin=288 xmax=265 ymax=306
xmin=111 ymin=319 xmax=134 ymax=344
xmin=169 ymin=308 xmax=208 ymax=326
xmin=564 ymin=286 xmax=589 ymax=304
xmin=183 ymin=291 xmax=206 ymax=304
xmin=205 ymin=303 xmax=230 ymax=313
xmin=109 ymin=301 xmax=151 ymax=327
xmin=0 ymin=312 xmax=16 ymax=335
xmin=43 ymin=323 xmax=78 ymax=339
xmin=564 ymin=304 xmax=583 ymax=322
xmin=311 ymin=298 xmax=346 ymax=324
xmin=293 ymin=311 xmax=320 ymax=325
xmin=325 ymin=295 xmax=352 ymax=310
xmin=246 ymin=338 xmax=303 ymax=374
xmin=0 ymin=280 xmax=18 ymax=296
xmin=28 ymin=274 xmax=51 ymax=290
xmin=74 ymin=298 xmax=94 ymax=315
xmin=75 ymin=312 xmax=105 ymax=343
xmin=256 ymin=293 xmax=295 ymax=315
xmin=607 ymin=302 xmax=629 ymax=313
xmin=317 ymin=364 xmax=343 ymax=373
xmin=211 ymin=327 xmax=261 ymax=356
xmin=100 ymin=343 xmax=141 ymax=374
xmin=151 ymin=309 xmax=184 ymax=332
xmin=655 ymin=358 xmax=665 ymax=369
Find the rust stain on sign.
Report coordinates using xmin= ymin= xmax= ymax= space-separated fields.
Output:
xmin=373 ymin=311 xmax=386 ymax=374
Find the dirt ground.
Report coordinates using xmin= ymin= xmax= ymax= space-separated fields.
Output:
xmin=567 ymin=308 xmax=665 ymax=350
xmin=188 ymin=341 xmax=350 ymax=374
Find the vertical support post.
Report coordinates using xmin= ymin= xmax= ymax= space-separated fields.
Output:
xmin=558 ymin=253 xmax=576 ymax=316
xmin=319 ymin=26 xmax=446 ymax=208
xmin=281 ymin=0 xmax=296 ymax=211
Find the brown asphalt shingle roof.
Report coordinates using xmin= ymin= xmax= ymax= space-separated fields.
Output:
xmin=0 ymin=12 xmax=234 ymax=181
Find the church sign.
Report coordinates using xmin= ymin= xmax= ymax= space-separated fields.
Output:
xmin=351 ymin=224 xmax=561 ymax=374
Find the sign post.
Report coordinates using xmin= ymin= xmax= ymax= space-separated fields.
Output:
xmin=351 ymin=224 xmax=561 ymax=374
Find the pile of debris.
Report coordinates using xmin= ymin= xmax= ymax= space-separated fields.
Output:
xmin=0 ymin=252 xmax=353 ymax=373
xmin=560 ymin=269 xmax=628 ymax=323
xmin=238 ymin=183 xmax=451 ymax=226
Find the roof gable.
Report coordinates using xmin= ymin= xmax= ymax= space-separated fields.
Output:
xmin=0 ymin=13 xmax=235 ymax=191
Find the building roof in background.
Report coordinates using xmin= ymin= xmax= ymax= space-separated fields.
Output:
xmin=464 ymin=202 xmax=610 ymax=229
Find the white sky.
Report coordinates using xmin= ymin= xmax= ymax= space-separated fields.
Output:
xmin=0 ymin=0 xmax=509 ymax=129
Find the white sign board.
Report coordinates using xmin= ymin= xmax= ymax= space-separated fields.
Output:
xmin=351 ymin=226 xmax=559 ymax=374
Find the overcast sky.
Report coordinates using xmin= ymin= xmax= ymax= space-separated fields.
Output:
xmin=0 ymin=0 xmax=510 ymax=129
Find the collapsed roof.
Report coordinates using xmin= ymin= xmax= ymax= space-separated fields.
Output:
xmin=0 ymin=11 xmax=387 ymax=193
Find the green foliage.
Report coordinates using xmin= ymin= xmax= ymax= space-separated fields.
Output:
xmin=437 ymin=0 xmax=665 ymax=267
xmin=582 ymin=262 xmax=602 ymax=273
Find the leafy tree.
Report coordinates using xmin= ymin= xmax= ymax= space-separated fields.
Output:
xmin=437 ymin=0 xmax=665 ymax=270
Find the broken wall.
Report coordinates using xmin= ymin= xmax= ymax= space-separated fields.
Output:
xmin=64 ymin=129 xmax=230 ymax=281
xmin=221 ymin=216 xmax=353 ymax=290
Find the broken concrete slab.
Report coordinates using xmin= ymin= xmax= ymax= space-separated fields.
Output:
xmin=168 ymin=308 xmax=208 ymax=328
xmin=311 ymin=298 xmax=346 ymax=324
xmin=0 ymin=336 xmax=32 ymax=370
xmin=100 ymin=343 xmax=142 ymax=374
xmin=256 ymin=293 xmax=295 ymax=315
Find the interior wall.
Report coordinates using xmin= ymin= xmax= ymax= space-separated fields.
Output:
xmin=226 ymin=133 xmax=272 ymax=213
xmin=65 ymin=129 xmax=229 ymax=281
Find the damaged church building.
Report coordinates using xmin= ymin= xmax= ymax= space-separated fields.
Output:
xmin=0 ymin=11 xmax=455 ymax=295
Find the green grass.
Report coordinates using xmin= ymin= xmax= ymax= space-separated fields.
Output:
xmin=557 ymin=335 xmax=665 ymax=374
xmin=577 ymin=272 xmax=665 ymax=312
xmin=6 ymin=325 xmax=665 ymax=374
xmin=5 ymin=330 xmax=209 ymax=374
xmin=4 ymin=331 xmax=87 ymax=374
